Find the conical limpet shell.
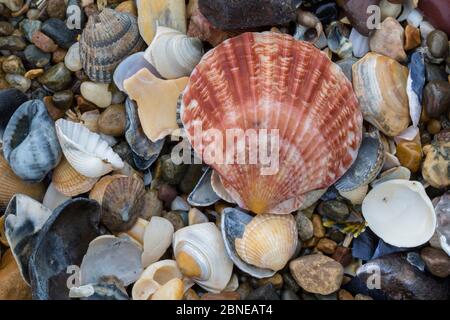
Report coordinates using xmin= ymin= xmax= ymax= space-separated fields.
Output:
xmin=144 ymin=26 xmax=203 ymax=79
xmin=132 ymin=260 xmax=183 ymax=300
xmin=29 ymin=198 xmax=102 ymax=300
xmin=0 ymin=153 xmax=46 ymax=210
xmin=79 ymin=8 xmax=145 ymax=83
xmin=181 ymin=32 xmax=362 ymax=214
xmin=173 ymin=222 xmax=233 ymax=293
xmin=52 ymin=157 xmax=99 ymax=197
xmin=55 ymin=119 xmax=124 ymax=178
xmin=123 ymin=68 xmax=188 ymax=142
xmin=80 ymin=235 xmax=143 ymax=287
xmin=4 ymin=194 xmax=52 ymax=284
xmin=141 ymin=216 xmax=174 ymax=268
xmin=89 ymin=174 xmax=145 ymax=232
xmin=3 ymin=100 xmax=62 ymax=182
xmin=352 ymin=53 xmax=410 ymax=137
xmin=362 ymin=180 xmax=436 ymax=248
xmin=136 ymin=0 xmax=187 ymax=45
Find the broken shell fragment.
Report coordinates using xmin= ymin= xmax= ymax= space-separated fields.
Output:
xmin=124 ymin=68 xmax=188 ymax=142
xmin=142 ymin=216 xmax=174 ymax=268
xmin=80 ymin=235 xmax=143 ymax=286
xmin=89 ymin=174 xmax=145 ymax=233
xmin=187 ymin=167 xmax=221 ymax=206
xmin=173 ymin=222 xmax=233 ymax=293
xmin=339 ymin=184 xmax=369 ymax=205
xmin=188 ymin=208 xmax=209 ymax=225
xmin=137 ymin=0 xmax=187 ymax=45
xmin=79 ymin=8 xmax=145 ymax=83
xmin=3 ymin=100 xmax=61 ymax=182
xmin=144 ymin=26 xmax=203 ymax=79
xmin=4 ymin=194 xmax=52 ymax=284
xmin=132 ymin=260 xmax=183 ymax=300
xmin=55 ymin=119 xmax=124 ymax=178
xmin=42 ymin=183 xmax=71 ymax=210
xmin=352 ymin=53 xmax=410 ymax=137
xmin=362 ymin=180 xmax=436 ymax=248
xmin=29 ymin=198 xmax=102 ymax=300
xmin=182 ymin=32 xmax=363 ymax=214
xmin=151 ymin=278 xmax=184 ymax=300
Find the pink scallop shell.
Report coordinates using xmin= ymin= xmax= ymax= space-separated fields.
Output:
xmin=181 ymin=32 xmax=363 ymax=214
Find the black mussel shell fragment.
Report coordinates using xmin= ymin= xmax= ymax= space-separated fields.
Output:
xmin=0 ymin=88 xmax=27 ymax=141
xmin=188 ymin=167 xmax=221 ymax=207
xmin=2 ymin=100 xmax=62 ymax=182
xmin=29 ymin=198 xmax=102 ymax=300
xmin=4 ymin=194 xmax=52 ymax=284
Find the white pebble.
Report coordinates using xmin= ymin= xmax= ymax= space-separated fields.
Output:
xmin=80 ymin=81 xmax=112 ymax=108
xmin=64 ymin=42 xmax=82 ymax=72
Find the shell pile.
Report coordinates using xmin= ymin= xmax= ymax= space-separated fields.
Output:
xmin=0 ymin=0 xmax=449 ymax=301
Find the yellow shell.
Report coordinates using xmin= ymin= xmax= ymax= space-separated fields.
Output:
xmin=151 ymin=278 xmax=184 ymax=300
xmin=52 ymin=157 xmax=99 ymax=197
xmin=0 ymin=153 xmax=46 ymax=210
xmin=235 ymin=214 xmax=298 ymax=271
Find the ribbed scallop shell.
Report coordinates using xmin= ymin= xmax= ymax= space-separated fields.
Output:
xmin=52 ymin=157 xmax=99 ymax=197
xmin=79 ymin=8 xmax=145 ymax=83
xmin=0 ymin=153 xmax=46 ymax=210
xmin=235 ymin=213 xmax=297 ymax=271
xmin=181 ymin=32 xmax=363 ymax=214
xmin=55 ymin=119 xmax=124 ymax=178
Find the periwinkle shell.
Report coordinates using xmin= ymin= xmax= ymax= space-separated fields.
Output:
xmin=0 ymin=88 xmax=27 ymax=142
xmin=2 ymin=100 xmax=62 ymax=182
xmin=29 ymin=198 xmax=102 ymax=300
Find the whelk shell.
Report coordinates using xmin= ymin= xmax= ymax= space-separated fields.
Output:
xmin=0 ymin=153 xmax=46 ymax=210
xmin=362 ymin=180 xmax=436 ymax=248
xmin=222 ymin=208 xmax=297 ymax=276
xmin=142 ymin=216 xmax=174 ymax=268
xmin=136 ymin=0 xmax=187 ymax=45
xmin=4 ymin=194 xmax=52 ymax=284
xmin=132 ymin=260 xmax=183 ymax=300
xmin=89 ymin=174 xmax=145 ymax=232
xmin=3 ymin=100 xmax=62 ymax=182
xmin=29 ymin=198 xmax=102 ymax=300
xmin=181 ymin=32 xmax=363 ymax=214
xmin=144 ymin=26 xmax=203 ymax=79
xmin=124 ymin=68 xmax=188 ymax=142
xmin=52 ymin=157 xmax=99 ymax=197
xmin=55 ymin=119 xmax=124 ymax=178
xmin=352 ymin=53 xmax=410 ymax=137
xmin=173 ymin=222 xmax=233 ymax=293
xmin=79 ymin=8 xmax=145 ymax=83
xmin=80 ymin=235 xmax=143 ymax=286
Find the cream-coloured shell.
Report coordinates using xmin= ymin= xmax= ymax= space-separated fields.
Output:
xmin=172 ymin=222 xmax=233 ymax=293
xmin=52 ymin=157 xmax=99 ymax=197
xmin=235 ymin=214 xmax=298 ymax=271
xmin=142 ymin=217 xmax=174 ymax=268
xmin=132 ymin=260 xmax=183 ymax=300
xmin=127 ymin=218 xmax=149 ymax=244
xmin=144 ymin=26 xmax=203 ymax=79
xmin=339 ymin=184 xmax=369 ymax=205
xmin=55 ymin=119 xmax=124 ymax=178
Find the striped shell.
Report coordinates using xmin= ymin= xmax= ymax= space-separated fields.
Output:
xmin=79 ymin=8 xmax=145 ymax=83
xmin=52 ymin=157 xmax=99 ymax=197
xmin=181 ymin=32 xmax=363 ymax=214
xmin=234 ymin=213 xmax=297 ymax=272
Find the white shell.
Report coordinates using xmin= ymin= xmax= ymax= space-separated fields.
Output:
xmin=55 ymin=119 xmax=124 ymax=178
xmin=142 ymin=217 xmax=174 ymax=268
xmin=362 ymin=180 xmax=436 ymax=248
xmin=172 ymin=222 xmax=233 ymax=293
xmin=339 ymin=184 xmax=369 ymax=205
xmin=144 ymin=26 xmax=203 ymax=79
xmin=127 ymin=218 xmax=149 ymax=244
xmin=188 ymin=208 xmax=209 ymax=225
xmin=80 ymin=235 xmax=143 ymax=286
xmin=132 ymin=260 xmax=183 ymax=300
xmin=42 ymin=182 xmax=71 ymax=210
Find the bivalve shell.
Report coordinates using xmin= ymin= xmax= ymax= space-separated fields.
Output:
xmin=141 ymin=216 xmax=174 ymax=268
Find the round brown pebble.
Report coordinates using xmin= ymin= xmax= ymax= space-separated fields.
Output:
xmin=162 ymin=211 xmax=185 ymax=231
xmin=312 ymin=214 xmax=325 ymax=238
xmin=257 ymin=273 xmax=284 ymax=290
xmin=427 ymin=119 xmax=442 ymax=135
xmin=420 ymin=247 xmax=450 ymax=278
xmin=316 ymin=238 xmax=338 ymax=255
xmin=98 ymin=104 xmax=126 ymax=136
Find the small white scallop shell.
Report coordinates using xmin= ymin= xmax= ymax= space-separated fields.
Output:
xmin=362 ymin=180 xmax=436 ymax=248
xmin=144 ymin=26 xmax=203 ymax=79
xmin=55 ymin=119 xmax=124 ymax=178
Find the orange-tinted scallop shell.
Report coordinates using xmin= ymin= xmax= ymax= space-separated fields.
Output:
xmin=181 ymin=32 xmax=363 ymax=214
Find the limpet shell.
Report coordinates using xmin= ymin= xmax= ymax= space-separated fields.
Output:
xmin=80 ymin=235 xmax=143 ymax=286
xmin=3 ymin=100 xmax=61 ymax=182
xmin=89 ymin=174 xmax=145 ymax=232
xmin=362 ymin=180 xmax=436 ymax=248
xmin=79 ymin=8 xmax=145 ymax=83
xmin=4 ymin=194 xmax=52 ymax=284
xmin=55 ymin=119 xmax=124 ymax=178
xmin=181 ymin=32 xmax=362 ymax=214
